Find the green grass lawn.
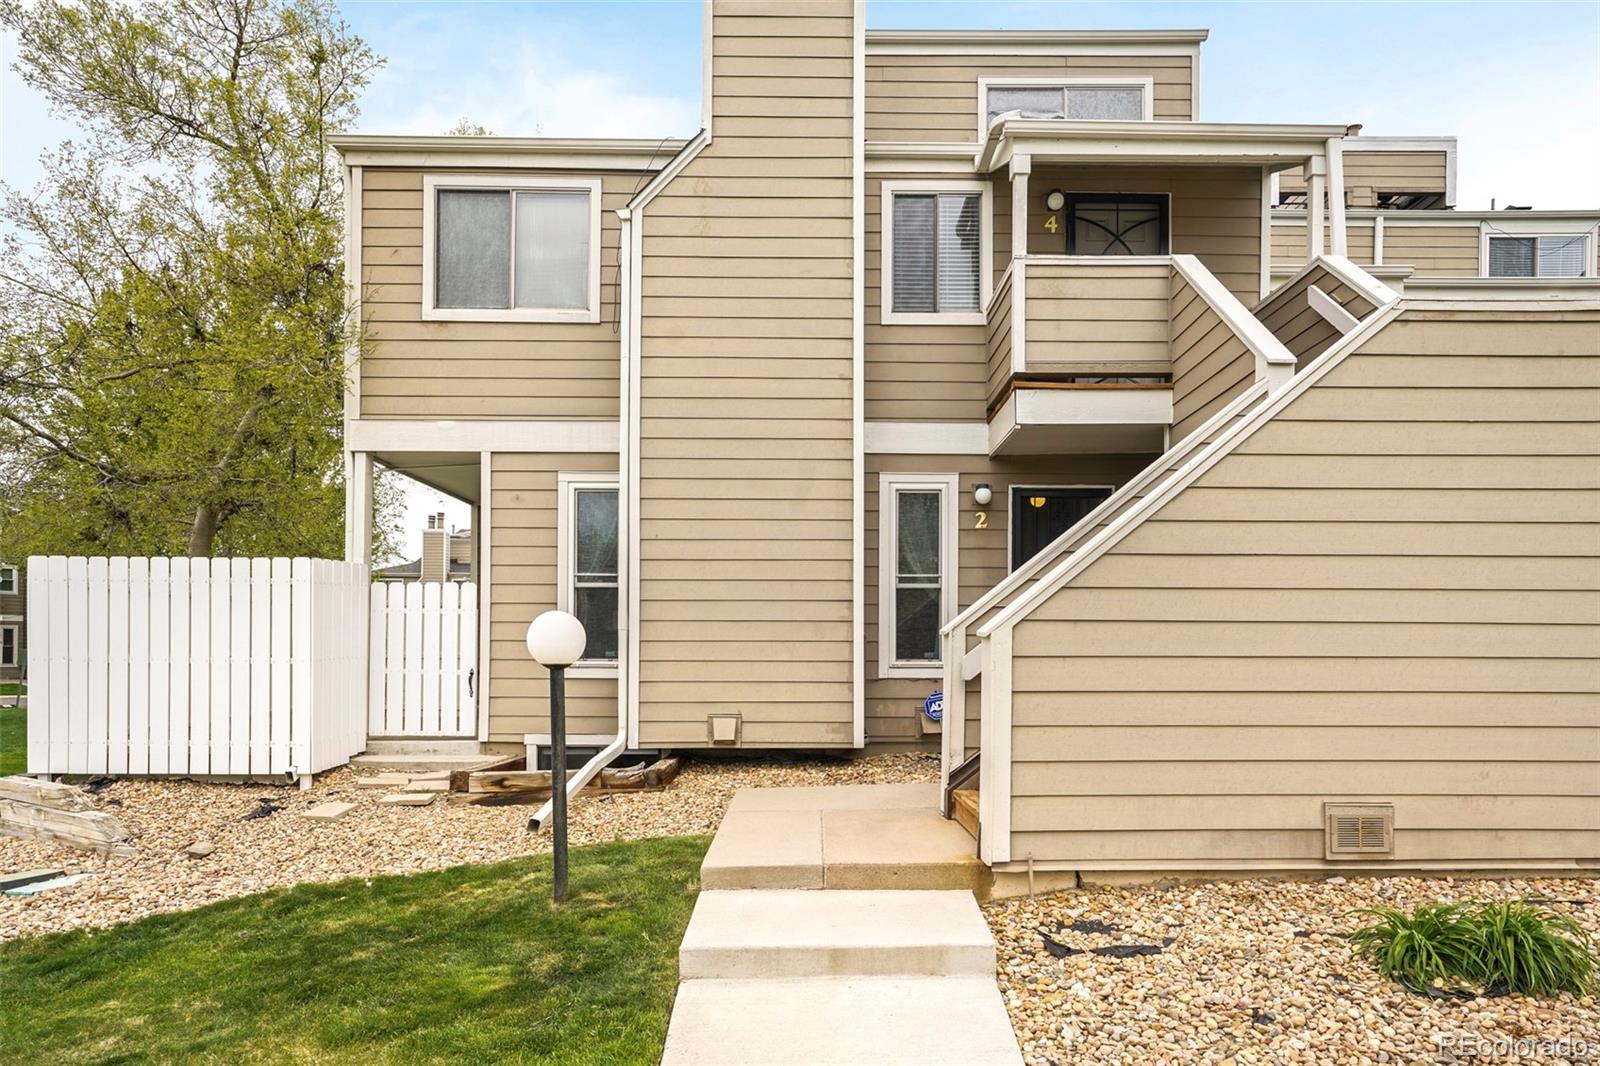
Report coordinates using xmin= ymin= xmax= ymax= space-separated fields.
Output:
xmin=0 ymin=704 xmax=23 ymax=776
xmin=1 ymin=835 xmax=710 ymax=1064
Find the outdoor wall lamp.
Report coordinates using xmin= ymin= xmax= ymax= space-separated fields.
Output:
xmin=1045 ymin=189 xmax=1066 ymax=211
xmin=973 ymin=484 xmax=993 ymax=506
xmin=526 ymin=609 xmax=587 ymax=903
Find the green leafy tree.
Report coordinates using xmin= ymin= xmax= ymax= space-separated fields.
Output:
xmin=0 ymin=0 xmax=399 ymax=559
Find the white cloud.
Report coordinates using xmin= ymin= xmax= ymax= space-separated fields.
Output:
xmin=360 ymin=39 xmax=698 ymax=140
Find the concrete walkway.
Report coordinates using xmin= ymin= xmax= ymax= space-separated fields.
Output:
xmin=662 ymin=783 xmax=1022 ymax=1066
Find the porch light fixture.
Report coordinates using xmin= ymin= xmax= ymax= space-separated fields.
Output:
xmin=973 ymin=484 xmax=993 ymax=506
xmin=1045 ymin=189 xmax=1065 ymax=212
xmin=526 ymin=609 xmax=587 ymax=902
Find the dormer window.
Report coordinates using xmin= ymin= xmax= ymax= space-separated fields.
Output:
xmin=979 ymin=77 xmax=1152 ymax=137
xmin=422 ymin=175 xmax=602 ymax=323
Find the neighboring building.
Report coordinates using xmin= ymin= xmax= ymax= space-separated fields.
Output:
xmin=334 ymin=1 xmax=1599 ymax=880
xmin=0 ymin=561 xmax=22 ymax=685
xmin=374 ymin=513 xmax=475 ymax=583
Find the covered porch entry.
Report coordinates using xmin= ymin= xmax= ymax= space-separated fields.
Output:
xmin=347 ymin=449 xmax=484 ymax=743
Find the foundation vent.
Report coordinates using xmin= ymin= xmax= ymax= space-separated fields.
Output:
xmin=1324 ymin=802 xmax=1394 ymax=859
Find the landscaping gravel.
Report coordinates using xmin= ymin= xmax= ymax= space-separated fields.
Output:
xmin=986 ymin=875 xmax=1600 ymax=1065
xmin=0 ymin=751 xmax=937 ymax=940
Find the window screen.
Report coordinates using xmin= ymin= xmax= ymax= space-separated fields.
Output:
xmin=892 ymin=192 xmax=981 ymax=314
xmin=1066 ymin=88 xmax=1144 ymax=120
xmin=894 ymin=489 xmax=943 ymax=663
xmin=1066 ymin=195 xmax=1169 ymax=256
xmin=986 ymin=86 xmax=1063 ymax=124
xmin=435 ymin=186 xmax=591 ymax=311
xmin=572 ymin=487 xmax=619 ymax=662
xmin=436 ymin=190 xmax=511 ymax=309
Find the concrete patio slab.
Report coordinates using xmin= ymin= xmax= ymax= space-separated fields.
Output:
xmin=700 ymin=809 xmax=824 ymax=890
xmin=679 ymin=890 xmax=994 ymax=979
xmin=661 ymin=975 xmax=1024 ymax=1066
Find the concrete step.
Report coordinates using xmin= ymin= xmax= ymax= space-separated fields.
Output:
xmin=661 ymin=976 xmax=1024 ymax=1066
xmin=679 ymin=890 xmax=994 ymax=980
xmin=363 ymin=738 xmax=481 ymax=756
xmin=349 ymin=751 xmax=490 ymax=772
xmin=699 ymin=785 xmax=989 ymax=895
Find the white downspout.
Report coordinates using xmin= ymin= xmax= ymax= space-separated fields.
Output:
xmin=530 ymin=208 xmax=634 ymax=832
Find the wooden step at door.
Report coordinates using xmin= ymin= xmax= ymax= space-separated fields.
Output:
xmin=952 ymin=788 xmax=978 ymax=840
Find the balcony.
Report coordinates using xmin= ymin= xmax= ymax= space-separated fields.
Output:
xmin=986 ymin=255 xmax=1296 ymax=456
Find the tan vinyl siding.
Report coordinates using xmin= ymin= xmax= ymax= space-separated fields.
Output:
xmin=865 ymin=53 xmax=1194 ymax=142
xmin=985 ymin=268 xmax=1014 ymax=404
xmin=865 ymin=174 xmax=1010 ymax=422
xmin=1031 ymin=165 xmax=1263 ymax=303
xmin=359 ymin=168 xmax=643 ymax=420
xmin=1255 ymin=265 xmax=1376 ymax=369
xmin=636 ymin=0 xmax=857 ymax=748
xmin=1280 ymin=150 xmax=1449 ymax=207
xmin=865 ymin=452 xmax=1156 ymax=744
xmin=1006 ymin=309 xmax=1600 ymax=870
xmin=1381 ymin=223 xmax=1481 ymax=277
xmin=1271 ymin=220 xmax=1376 ymax=270
xmin=488 ymin=452 xmax=618 ymax=742
xmin=1168 ymin=272 xmax=1254 ymax=443
xmin=1024 ymin=260 xmax=1171 ymax=378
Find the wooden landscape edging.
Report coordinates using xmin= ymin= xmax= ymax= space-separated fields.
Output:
xmin=449 ymin=756 xmax=681 ymax=807
xmin=0 ymin=775 xmax=135 ymax=857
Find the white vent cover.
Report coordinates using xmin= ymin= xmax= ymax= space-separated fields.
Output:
xmin=1324 ymin=802 xmax=1394 ymax=859
xmin=707 ymin=714 xmax=741 ymax=745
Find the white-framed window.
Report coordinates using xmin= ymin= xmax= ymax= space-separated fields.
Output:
xmin=421 ymin=174 xmax=602 ymax=323
xmin=1485 ymin=234 xmax=1590 ymax=278
xmin=881 ymin=180 xmax=992 ymax=327
xmin=0 ymin=565 xmax=15 ymax=594
xmin=0 ymin=625 xmax=15 ymax=667
xmin=878 ymin=473 xmax=959 ymax=679
xmin=556 ymin=471 xmax=620 ymax=677
xmin=977 ymin=76 xmax=1154 ymax=138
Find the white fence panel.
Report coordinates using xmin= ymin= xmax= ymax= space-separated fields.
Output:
xmin=368 ymin=580 xmax=478 ymax=738
xmin=25 ymin=556 xmax=370 ymax=781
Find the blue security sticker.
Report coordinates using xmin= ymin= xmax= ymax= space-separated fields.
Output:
xmin=923 ymin=691 xmax=944 ymax=722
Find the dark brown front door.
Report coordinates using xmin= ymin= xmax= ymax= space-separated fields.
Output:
xmin=1011 ymin=487 xmax=1112 ymax=571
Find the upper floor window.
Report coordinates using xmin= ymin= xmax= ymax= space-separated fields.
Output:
xmin=0 ymin=565 xmax=15 ymax=594
xmin=882 ymin=180 xmax=991 ymax=326
xmin=422 ymin=175 xmax=602 ymax=323
xmin=979 ymin=77 xmax=1153 ymax=136
xmin=1486 ymin=234 xmax=1590 ymax=278
xmin=557 ymin=472 xmax=619 ymax=674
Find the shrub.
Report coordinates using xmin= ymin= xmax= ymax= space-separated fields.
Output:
xmin=1349 ymin=899 xmax=1597 ymax=998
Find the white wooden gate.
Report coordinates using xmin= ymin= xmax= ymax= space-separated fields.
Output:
xmin=367 ymin=581 xmax=478 ymax=737
xmin=26 ymin=556 xmax=368 ymax=779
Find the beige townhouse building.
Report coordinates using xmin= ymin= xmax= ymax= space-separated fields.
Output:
xmin=334 ymin=0 xmax=1599 ymax=882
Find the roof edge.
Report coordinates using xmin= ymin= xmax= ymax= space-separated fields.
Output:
xmin=866 ymin=28 xmax=1210 ymax=44
xmin=330 ymin=134 xmax=688 ymax=167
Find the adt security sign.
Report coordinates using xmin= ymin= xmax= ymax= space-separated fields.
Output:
xmin=923 ymin=691 xmax=944 ymax=723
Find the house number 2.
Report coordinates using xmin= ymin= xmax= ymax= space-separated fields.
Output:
xmin=974 ymin=512 xmax=988 ymax=529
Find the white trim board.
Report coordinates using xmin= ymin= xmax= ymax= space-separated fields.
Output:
xmin=865 ymin=422 xmax=989 ymax=455
xmin=347 ymin=420 xmax=619 ymax=454
xmin=878 ymin=178 xmax=994 ymax=326
xmin=420 ymin=173 xmax=603 ymax=324
xmin=851 ymin=0 xmax=866 ymax=748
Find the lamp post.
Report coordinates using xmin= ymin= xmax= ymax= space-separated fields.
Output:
xmin=526 ymin=610 xmax=587 ymax=903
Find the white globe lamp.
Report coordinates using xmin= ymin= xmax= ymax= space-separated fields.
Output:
xmin=526 ymin=610 xmax=587 ymax=668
